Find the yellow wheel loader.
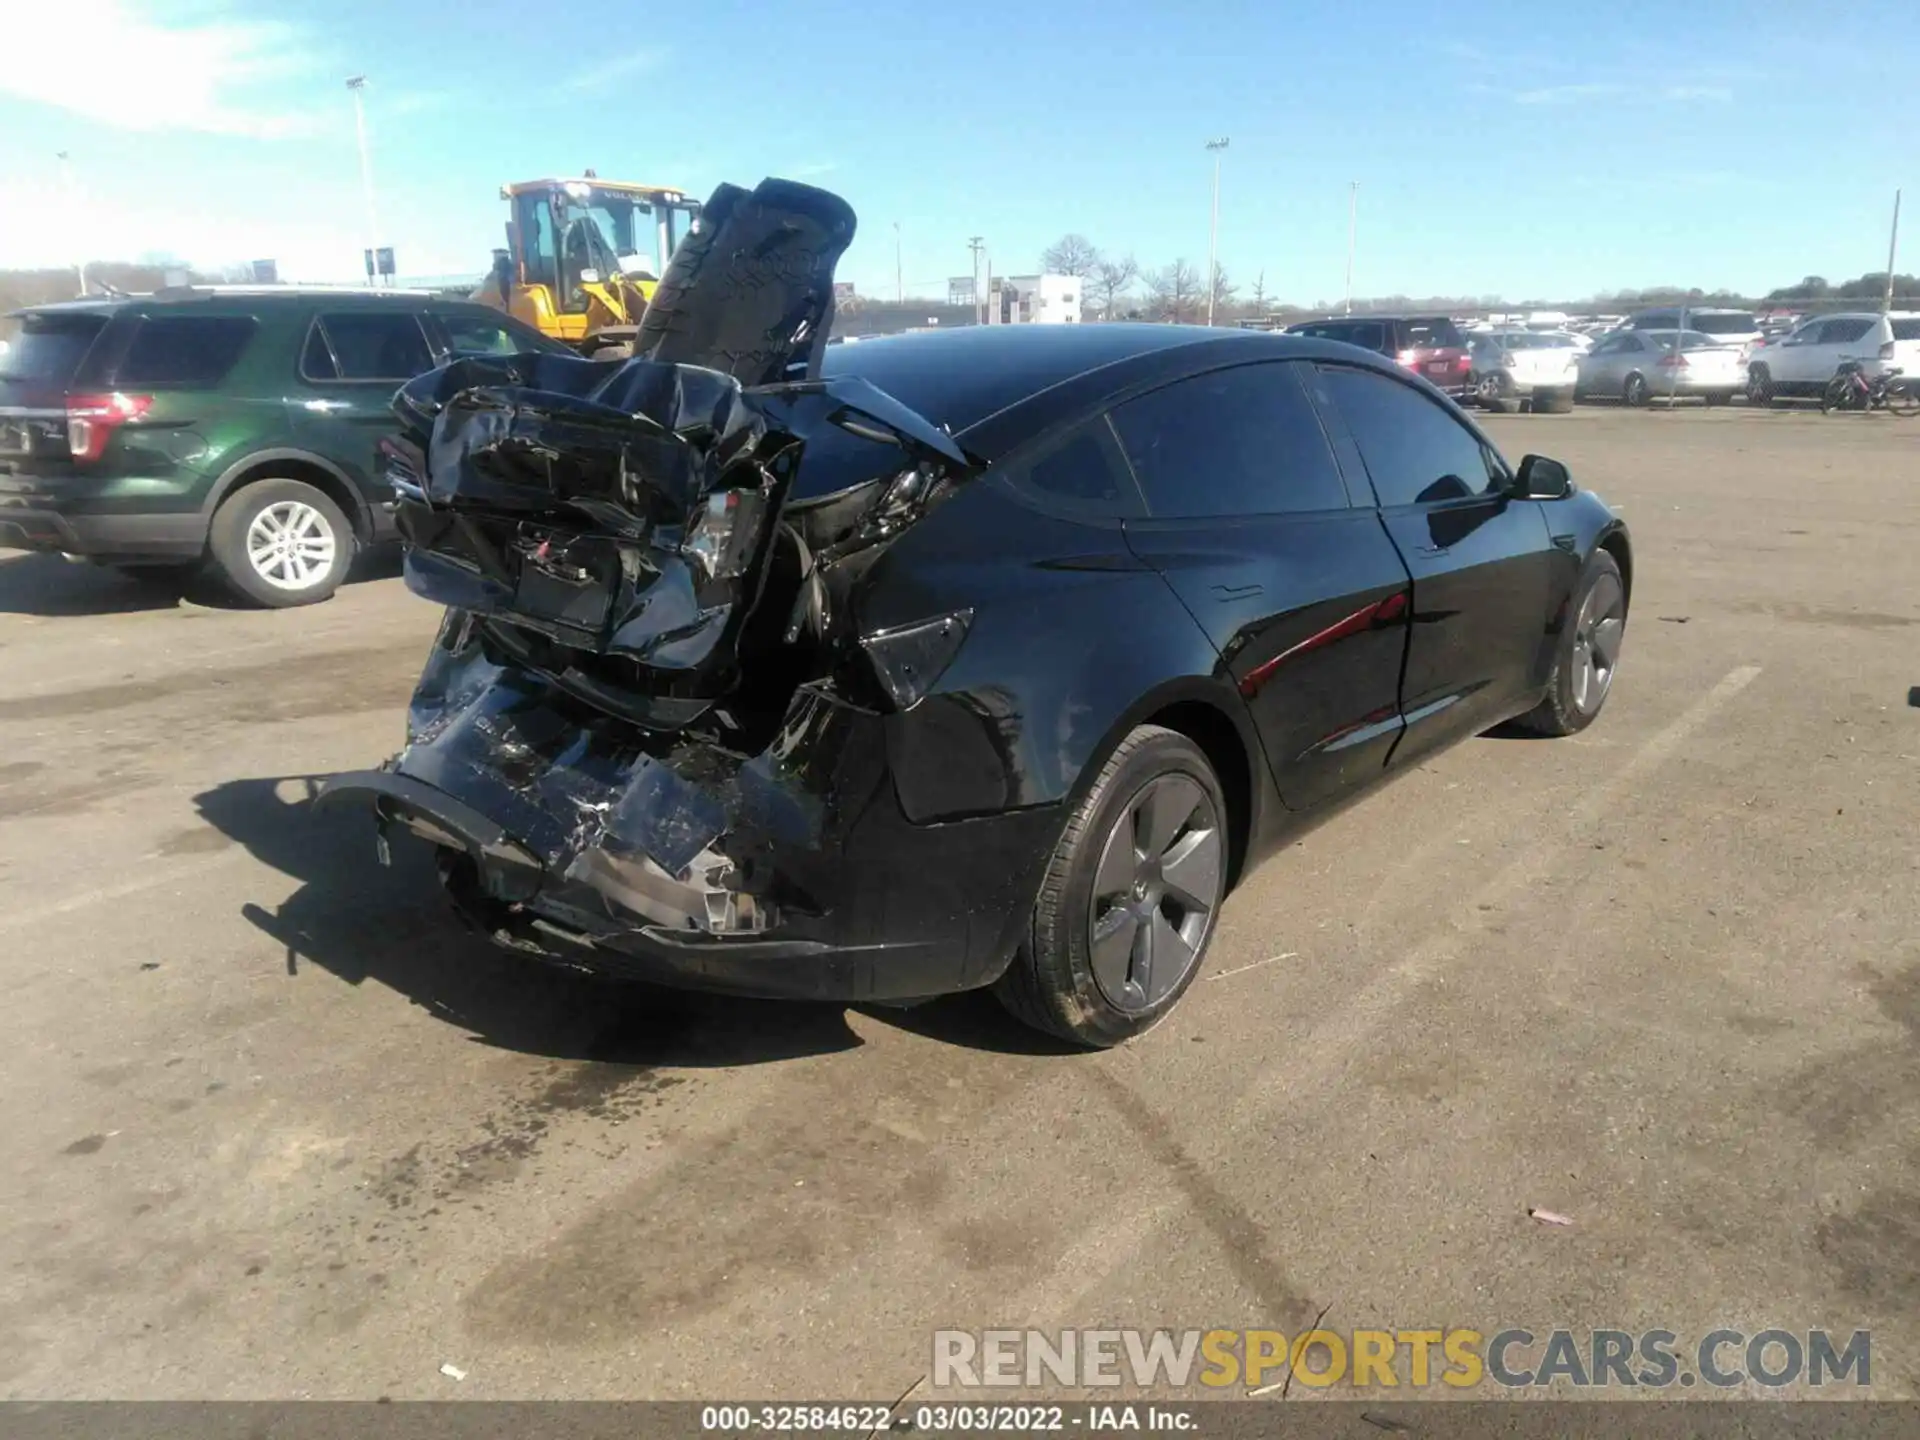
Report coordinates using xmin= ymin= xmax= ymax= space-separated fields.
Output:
xmin=478 ymin=176 xmax=701 ymax=357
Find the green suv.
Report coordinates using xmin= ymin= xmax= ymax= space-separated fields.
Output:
xmin=0 ymin=287 xmax=567 ymax=606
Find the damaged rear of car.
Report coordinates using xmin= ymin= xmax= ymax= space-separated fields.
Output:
xmin=322 ymin=178 xmax=1086 ymax=1018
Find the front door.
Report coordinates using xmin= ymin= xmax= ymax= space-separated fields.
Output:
xmin=1307 ymin=363 xmax=1557 ymax=766
xmin=1110 ymin=360 xmax=1412 ymax=811
xmin=291 ymin=310 xmax=437 ymax=535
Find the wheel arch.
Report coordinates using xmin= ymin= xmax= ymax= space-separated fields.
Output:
xmin=204 ymin=449 xmax=374 ymax=543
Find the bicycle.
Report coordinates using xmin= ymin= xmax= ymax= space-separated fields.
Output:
xmin=1822 ymin=362 xmax=1920 ymax=416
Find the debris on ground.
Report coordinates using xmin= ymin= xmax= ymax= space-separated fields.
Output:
xmin=1527 ymin=1207 xmax=1574 ymax=1226
xmin=439 ymin=1363 xmax=467 ymax=1381
xmin=1658 ymin=615 xmax=1690 ymax=624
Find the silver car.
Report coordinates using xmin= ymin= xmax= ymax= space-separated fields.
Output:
xmin=1466 ymin=331 xmax=1581 ymax=413
xmin=1575 ymin=328 xmax=1745 ymax=407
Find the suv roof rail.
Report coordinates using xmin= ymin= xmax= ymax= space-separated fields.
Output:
xmin=150 ymin=284 xmax=437 ymax=299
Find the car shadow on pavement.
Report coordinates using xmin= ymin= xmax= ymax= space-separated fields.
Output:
xmin=192 ymin=774 xmax=1070 ymax=1062
xmin=0 ymin=544 xmax=404 ymax=618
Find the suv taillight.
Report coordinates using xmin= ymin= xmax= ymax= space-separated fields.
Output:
xmin=1880 ymin=341 xmax=1897 ymax=360
xmin=1395 ymin=349 xmax=1418 ymax=367
xmin=66 ymin=392 xmax=152 ymax=462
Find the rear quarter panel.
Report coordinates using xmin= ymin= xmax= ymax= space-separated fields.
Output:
xmin=852 ymin=478 xmax=1262 ymax=825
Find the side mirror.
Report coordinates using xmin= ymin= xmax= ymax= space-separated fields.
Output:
xmin=578 ymin=268 xmax=601 ymax=286
xmin=1508 ymin=454 xmax=1573 ymax=500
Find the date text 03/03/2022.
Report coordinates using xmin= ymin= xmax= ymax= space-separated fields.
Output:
xmin=699 ymin=1404 xmax=1197 ymax=1432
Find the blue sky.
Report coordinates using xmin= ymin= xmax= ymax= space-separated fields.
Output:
xmin=0 ymin=0 xmax=1914 ymax=304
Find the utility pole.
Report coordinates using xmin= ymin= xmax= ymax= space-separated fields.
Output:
xmin=346 ymin=77 xmax=383 ymax=286
xmin=1205 ymin=137 xmax=1229 ymax=326
xmin=1344 ymin=181 xmax=1358 ymax=315
xmin=894 ymin=222 xmax=903 ymax=304
xmin=968 ymin=236 xmax=985 ymax=325
xmin=56 ymin=151 xmax=86 ymax=297
xmin=1884 ymin=189 xmax=1903 ymax=316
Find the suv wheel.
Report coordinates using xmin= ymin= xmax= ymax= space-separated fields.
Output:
xmin=209 ymin=478 xmax=355 ymax=608
xmin=1747 ymin=366 xmax=1775 ymax=407
xmin=1623 ymin=372 xmax=1650 ymax=407
xmin=994 ymin=725 xmax=1228 ymax=1048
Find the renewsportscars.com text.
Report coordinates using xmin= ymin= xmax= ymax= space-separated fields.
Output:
xmin=932 ymin=1327 xmax=1871 ymax=1390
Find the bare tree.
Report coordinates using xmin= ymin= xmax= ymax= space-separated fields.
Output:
xmin=1091 ymin=254 xmax=1139 ymax=320
xmin=1249 ymin=270 xmax=1267 ymax=315
xmin=1209 ymin=265 xmax=1238 ymax=320
xmin=1146 ymin=259 xmax=1201 ymax=323
xmin=1041 ymin=233 xmax=1102 ymax=279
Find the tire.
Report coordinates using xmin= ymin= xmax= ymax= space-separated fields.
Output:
xmin=993 ymin=725 xmax=1229 ymax=1048
xmin=1534 ymin=389 xmax=1575 ymax=415
xmin=207 ymin=478 xmax=356 ymax=608
xmin=1821 ymin=376 xmax=1850 ymax=414
xmin=1623 ymin=373 xmax=1650 ymax=407
xmin=1474 ymin=373 xmax=1514 ymax=414
xmin=1891 ymin=379 xmax=1920 ymax=418
xmin=1746 ymin=366 xmax=1775 ymax=407
xmin=1511 ymin=549 xmax=1626 ymax=738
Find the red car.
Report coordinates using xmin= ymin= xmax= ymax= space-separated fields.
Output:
xmin=1284 ymin=314 xmax=1474 ymax=398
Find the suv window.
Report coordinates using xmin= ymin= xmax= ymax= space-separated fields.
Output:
xmin=112 ymin=316 xmax=256 ymax=386
xmin=1819 ymin=317 xmax=1874 ymax=344
xmin=1110 ymin=362 xmax=1350 ymax=518
xmin=0 ymin=312 xmax=107 ymax=391
xmin=1690 ymin=312 xmax=1757 ymax=336
xmin=1405 ymin=317 xmax=1465 ymax=349
xmin=1316 ymin=365 xmax=1496 ymax=508
xmin=440 ymin=310 xmax=538 ymax=357
xmin=1893 ymin=319 xmax=1920 ymax=342
xmin=305 ymin=312 xmax=432 ymax=382
xmin=1628 ymin=311 xmax=1676 ymax=329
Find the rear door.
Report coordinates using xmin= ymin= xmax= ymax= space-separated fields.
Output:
xmin=1309 ymin=363 xmax=1557 ymax=763
xmin=427 ymin=306 xmax=562 ymax=362
xmin=291 ymin=308 xmax=436 ymax=518
xmin=1111 ymin=360 xmax=1413 ymax=810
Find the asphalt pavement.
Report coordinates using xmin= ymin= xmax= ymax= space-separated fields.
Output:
xmin=2 ymin=404 xmax=1917 ymax=1402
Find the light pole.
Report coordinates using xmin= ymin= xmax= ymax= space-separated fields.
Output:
xmin=894 ymin=222 xmax=903 ymax=304
xmin=346 ymin=76 xmax=382 ymax=285
xmin=1205 ymin=137 xmax=1229 ymax=326
xmin=1344 ymin=181 xmax=1358 ymax=315
xmin=56 ymin=151 xmax=86 ymax=297
xmin=1884 ymin=189 xmax=1903 ymax=316
xmin=968 ymin=235 xmax=985 ymax=325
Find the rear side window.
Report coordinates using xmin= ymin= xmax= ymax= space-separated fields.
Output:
xmin=1111 ymin=362 xmax=1350 ymax=518
xmin=440 ymin=311 xmax=533 ymax=357
xmin=998 ymin=420 xmax=1135 ymax=513
xmin=112 ymin=316 xmax=256 ymax=386
xmin=306 ymin=312 xmax=432 ymax=381
xmin=0 ymin=313 xmax=107 ymax=387
xmin=1820 ymin=318 xmax=1874 ymax=344
xmin=1690 ymin=312 xmax=1757 ymax=335
xmin=1893 ymin=320 xmax=1920 ymax=341
xmin=1315 ymin=365 xmax=1497 ymax=509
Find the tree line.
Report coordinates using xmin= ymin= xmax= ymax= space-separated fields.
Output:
xmin=1037 ymin=235 xmax=1920 ymax=321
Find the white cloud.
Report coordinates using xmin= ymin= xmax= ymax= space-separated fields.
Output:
xmin=1513 ymin=82 xmax=1623 ymax=106
xmin=0 ymin=0 xmax=316 ymax=136
xmin=563 ymin=48 xmax=668 ymax=93
xmin=1664 ymin=85 xmax=1734 ymax=103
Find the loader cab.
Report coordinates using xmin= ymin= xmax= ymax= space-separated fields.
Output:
xmin=496 ymin=178 xmax=700 ymax=347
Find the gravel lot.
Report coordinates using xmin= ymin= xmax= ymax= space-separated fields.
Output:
xmin=2 ymin=405 xmax=1917 ymax=1401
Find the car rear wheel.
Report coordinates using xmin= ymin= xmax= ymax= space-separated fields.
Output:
xmin=208 ymin=478 xmax=356 ymax=608
xmin=1533 ymin=388 xmax=1575 ymax=414
xmin=1623 ymin=373 xmax=1650 ymax=407
xmin=1511 ymin=550 xmax=1626 ymax=737
xmin=994 ymin=725 xmax=1228 ymax=1048
xmin=1746 ymin=367 xmax=1775 ymax=407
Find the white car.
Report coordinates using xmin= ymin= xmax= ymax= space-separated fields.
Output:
xmin=1575 ymin=328 xmax=1745 ymax=406
xmin=1467 ymin=330 xmax=1581 ymax=412
xmin=1744 ymin=311 xmax=1920 ymax=405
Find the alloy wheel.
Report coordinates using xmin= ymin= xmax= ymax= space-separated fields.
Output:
xmin=1570 ymin=570 xmax=1626 ymax=714
xmin=246 ymin=500 xmax=337 ymax=592
xmin=1087 ymin=773 xmax=1223 ymax=1012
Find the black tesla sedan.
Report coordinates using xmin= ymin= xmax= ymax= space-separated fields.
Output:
xmin=324 ymin=179 xmax=1631 ymax=1048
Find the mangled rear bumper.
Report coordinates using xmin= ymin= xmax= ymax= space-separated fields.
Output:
xmin=319 ymin=614 xmax=1060 ymax=1002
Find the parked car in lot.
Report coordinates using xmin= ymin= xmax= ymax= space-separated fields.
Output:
xmin=321 ymin=176 xmax=1633 ymax=1047
xmin=1744 ymin=312 xmax=1920 ymax=405
xmin=1467 ymin=331 xmax=1580 ymax=413
xmin=1282 ymin=314 xmax=1474 ymax=399
xmin=1623 ymin=307 xmax=1761 ymax=357
xmin=1576 ymin=328 xmax=1744 ymax=406
xmin=0 ymin=287 xmax=567 ymax=605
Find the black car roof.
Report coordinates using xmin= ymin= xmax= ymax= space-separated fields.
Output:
xmin=823 ymin=323 xmax=1285 ymax=440
xmin=7 ymin=289 xmax=450 ymax=321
